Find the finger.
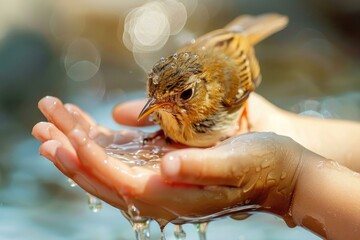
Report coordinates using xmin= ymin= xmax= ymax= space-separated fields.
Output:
xmin=32 ymin=121 xmax=53 ymax=142
xmin=64 ymin=103 xmax=96 ymax=133
xmin=112 ymin=99 xmax=154 ymax=127
xmin=161 ymin=148 xmax=247 ymax=187
xmin=32 ymin=122 xmax=75 ymax=154
xmin=38 ymin=96 xmax=76 ymax=135
xmin=53 ymin=144 xmax=127 ymax=209
xmin=39 ymin=140 xmax=63 ymax=164
xmin=67 ymin=127 xmax=155 ymax=196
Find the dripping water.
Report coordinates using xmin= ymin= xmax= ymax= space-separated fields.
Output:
xmin=174 ymin=224 xmax=186 ymax=240
xmin=195 ymin=222 xmax=208 ymax=240
xmin=120 ymin=210 xmax=151 ymax=240
xmin=67 ymin=178 xmax=77 ymax=187
xmin=87 ymin=193 xmax=102 ymax=213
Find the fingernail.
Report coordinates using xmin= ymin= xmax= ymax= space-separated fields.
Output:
xmin=70 ymin=128 xmax=88 ymax=148
xmin=40 ymin=140 xmax=62 ymax=163
xmin=39 ymin=96 xmax=59 ymax=113
xmin=56 ymin=147 xmax=77 ymax=170
xmin=162 ymin=155 xmax=181 ymax=177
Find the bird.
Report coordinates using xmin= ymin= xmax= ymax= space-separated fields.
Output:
xmin=137 ymin=13 xmax=288 ymax=147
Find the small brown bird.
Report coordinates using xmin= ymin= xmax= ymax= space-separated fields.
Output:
xmin=138 ymin=13 xmax=288 ymax=147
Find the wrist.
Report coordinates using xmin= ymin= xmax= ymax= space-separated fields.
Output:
xmin=247 ymin=94 xmax=292 ymax=134
xmin=289 ymin=150 xmax=326 ymax=233
xmin=260 ymin=138 xmax=306 ymax=226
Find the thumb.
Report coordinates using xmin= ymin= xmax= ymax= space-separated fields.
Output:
xmin=160 ymin=148 xmax=246 ymax=187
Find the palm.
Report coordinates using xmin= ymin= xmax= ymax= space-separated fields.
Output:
xmin=32 ymin=96 xmax=248 ymax=222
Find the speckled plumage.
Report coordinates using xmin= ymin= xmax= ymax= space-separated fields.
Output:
xmin=138 ymin=14 xmax=288 ymax=147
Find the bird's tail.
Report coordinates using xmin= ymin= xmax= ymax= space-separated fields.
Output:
xmin=225 ymin=13 xmax=288 ymax=45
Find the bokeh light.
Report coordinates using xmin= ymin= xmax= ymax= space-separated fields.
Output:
xmin=122 ymin=0 xmax=187 ymax=53
xmin=64 ymin=38 xmax=101 ymax=82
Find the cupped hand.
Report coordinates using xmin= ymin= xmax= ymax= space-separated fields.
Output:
xmin=113 ymin=94 xmax=308 ymax=222
xmin=32 ymin=96 xmax=261 ymax=222
xmin=160 ymin=132 xmax=307 ymax=224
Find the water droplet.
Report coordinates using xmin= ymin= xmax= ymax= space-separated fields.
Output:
xmin=236 ymin=88 xmax=244 ymax=99
xmin=152 ymin=147 xmax=160 ymax=154
xmin=280 ymin=171 xmax=287 ymax=180
xmin=160 ymin=57 xmax=166 ymax=63
xmin=201 ymin=46 xmax=206 ymax=51
xmin=195 ymin=222 xmax=208 ymax=240
xmin=155 ymin=219 xmax=168 ymax=240
xmin=170 ymin=63 xmax=176 ymax=69
xmin=183 ymin=52 xmax=189 ymax=58
xmin=173 ymin=53 xmax=178 ymax=59
xmin=196 ymin=78 xmax=201 ymax=84
xmin=87 ymin=194 xmax=102 ymax=213
xmin=128 ymin=204 xmax=141 ymax=220
xmin=67 ymin=178 xmax=77 ymax=187
xmin=266 ymin=171 xmax=277 ymax=187
xmin=231 ymin=213 xmax=252 ymax=221
xmin=193 ymin=54 xmax=199 ymax=58
xmin=190 ymin=39 xmax=196 ymax=44
xmin=148 ymin=114 xmax=155 ymax=122
xmin=133 ymin=220 xmax=151 ymax=240
xmin=152 ymin=75 xmax=159 ymax=85
xmin=174 ymin=225 xmax=186 ymax=240
xmin=121 ymin=210 xmax=151 ymax=240
xmin=180 ymin=109 xmax=187 ymax=113
xmin=261 ymin=159 xmax=271 ymax=169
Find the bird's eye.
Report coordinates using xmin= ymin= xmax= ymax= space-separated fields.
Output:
xmin=179 ymin=88 xmax=193 ymax=101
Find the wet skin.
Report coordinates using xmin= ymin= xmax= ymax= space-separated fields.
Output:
xmin=32 ymin=93 xmax=360 ymax=239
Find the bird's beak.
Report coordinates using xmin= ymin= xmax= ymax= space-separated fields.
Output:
xmin=137 ymin=98 xmax=170 ymax=121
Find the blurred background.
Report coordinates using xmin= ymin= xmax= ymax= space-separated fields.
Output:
xmin=0 ymin=0 xmax=359 ymax=239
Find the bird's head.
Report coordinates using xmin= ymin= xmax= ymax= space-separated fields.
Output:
xmin=138 ymin=52 xmax=210 ymax=122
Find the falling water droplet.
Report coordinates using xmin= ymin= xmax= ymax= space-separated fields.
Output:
xmin=67 ymin=178 xmax=77 ymax=187
xmin=173 ymin=53 xmax=178 ymax=59
xmin=174 ymin=225 xmax=186 ymax=240
xmin=155 ymin=219 xmax=168 ymax=240
xmin=195 ymin=222 xmax=208 ymax=240
xmin=87 ymin=193 xmax=102 ymax=213
xmin=160 ymin=57 xmax=166 ymax=63
xmin=133 ymin=220 xmax=151 ymax=240
xmin=152 ymin=75 xmax=159 ymax=85
xmin=121 ymin=210 xmax=151 ymax=240
xmin=160 ymin=230 xmax=166 ymax=240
